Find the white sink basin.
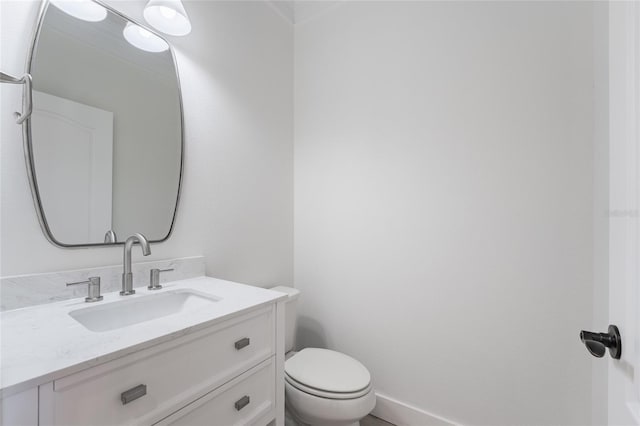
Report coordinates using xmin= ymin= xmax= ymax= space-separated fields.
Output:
xmin=69 ymin=289 xmax=221 ymax=332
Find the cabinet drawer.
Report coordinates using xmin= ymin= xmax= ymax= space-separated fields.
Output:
xmin=154 ymin=358 xmax=275 ymax=426
xmin=43 ymin=307 xmax=274 ymax=426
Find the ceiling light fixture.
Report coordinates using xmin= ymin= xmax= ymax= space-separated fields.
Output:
xmin=50 ymin=0 xmax=107 ymax=22
xmin=123 ymin=23 xmax=169 ymax=53
xmin=143 ymin=0 xmax=192 ymax=36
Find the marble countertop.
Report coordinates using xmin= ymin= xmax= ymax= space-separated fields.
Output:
xmin=0 ymin=276 xmax=286 ymax=397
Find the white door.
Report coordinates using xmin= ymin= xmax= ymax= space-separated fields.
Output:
xmin=31 ymin=91 xmax=114 ymax=244
xmin=607 ymin=2 xmax=640 ymax=424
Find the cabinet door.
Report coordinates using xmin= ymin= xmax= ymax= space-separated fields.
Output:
xmin=155 ymin=358 xmax=275 ymax=426
xmin=0 ymin=388 xmax=38 ymax=426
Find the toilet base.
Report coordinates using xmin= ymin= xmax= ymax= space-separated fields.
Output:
xmin=285 ymin=404 xmax=360 ymax=426
xmin=285 ymin=379 xmax=375 ymax=426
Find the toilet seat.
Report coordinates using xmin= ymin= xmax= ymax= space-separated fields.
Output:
xmin=284 ymin=348 xmax=372 ymax=400
xmin=285 ymin=373 xmax=373 ymax=399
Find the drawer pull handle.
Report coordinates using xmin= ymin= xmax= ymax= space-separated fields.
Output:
xmin=121 ymin=384 xmax=147 ymax=405
xmin=235 ymin=395 xmax=250 ymax=411
xmin=235 ymin=337 xmax=250 ymax=350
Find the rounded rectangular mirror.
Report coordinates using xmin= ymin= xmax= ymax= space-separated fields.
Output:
xmin=25 ymin=0 xmax=184 ymax=247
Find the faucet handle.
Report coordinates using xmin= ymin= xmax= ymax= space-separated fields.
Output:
xmin=104 ymin=229 xmax=117 ymax=243
xmin=148 ymin=268 xmax=173 ymax=290
xmin=67 ymin=277 xmax=103 ymax=303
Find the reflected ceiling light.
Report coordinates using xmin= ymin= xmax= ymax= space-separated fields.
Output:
xmin=143 ymin=0 xmax=191 ymax=36
xmin=50 ymin=0 xmax=107 ymax=22
xmin=123 ymin=23 xmax=169 ymax=53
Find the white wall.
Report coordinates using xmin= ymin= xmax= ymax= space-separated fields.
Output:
xmin=0 ymin=0 xmax=293 ymax=288
xmin=294 ymin=2 xmax=595 ymax=425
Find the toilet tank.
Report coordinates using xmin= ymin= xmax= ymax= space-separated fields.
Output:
xmin=270 ymin=286 xmax=300 ymax=353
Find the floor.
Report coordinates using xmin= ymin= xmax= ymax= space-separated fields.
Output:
xmin=361 ymin=415 xmax=396 ymax=426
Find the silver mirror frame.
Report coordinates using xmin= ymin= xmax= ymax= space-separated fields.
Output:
xmin=21 ymin=0 xmax=185 ymax=248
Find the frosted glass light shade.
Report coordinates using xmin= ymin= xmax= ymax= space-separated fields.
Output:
xmin=50 ymin=0 xmax=107 ymax=22
xmin=123 ymin=23 xmax=169 ymax=53
xmin=143 ymin=0 xmax=191 ymax=36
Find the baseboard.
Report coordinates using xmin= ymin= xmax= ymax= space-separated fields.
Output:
xmin=371 ymin=392 xmax=457 ymax=426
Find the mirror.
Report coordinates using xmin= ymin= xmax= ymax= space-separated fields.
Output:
xmin=25 ymin=0 xmax=183 ymax=247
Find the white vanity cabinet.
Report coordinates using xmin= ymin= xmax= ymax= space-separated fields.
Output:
xmin=0 ymin=388 xmax=38 ymax=426
xmin=37 ymin=305 xmax=282 ymax=426
xmin=1 ymin=276 xmax=285 ymax=426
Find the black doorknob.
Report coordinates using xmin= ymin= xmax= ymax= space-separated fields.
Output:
xmin=580 ymin=325 xmax=621 ymax=359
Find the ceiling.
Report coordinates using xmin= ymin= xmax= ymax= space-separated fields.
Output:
xmin=40 ymin=4 xmax=176 ymax=82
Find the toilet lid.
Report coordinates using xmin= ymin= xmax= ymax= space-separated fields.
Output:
xmin=285 ymin=348 xmax=371 ymax=393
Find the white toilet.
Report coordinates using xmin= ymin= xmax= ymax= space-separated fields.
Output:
xmin=271 ymin=286 xmax=376 ymax=426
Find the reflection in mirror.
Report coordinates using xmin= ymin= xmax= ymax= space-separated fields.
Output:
xmin=27 ymin=0 xmax=183 ymax=247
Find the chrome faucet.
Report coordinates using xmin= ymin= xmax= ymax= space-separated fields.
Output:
xmin=121 ymin=233 xmax=151 ymax=296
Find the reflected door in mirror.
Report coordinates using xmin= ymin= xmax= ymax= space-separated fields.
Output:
xmin=32 ymin=91 xmax=114 ymax=243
